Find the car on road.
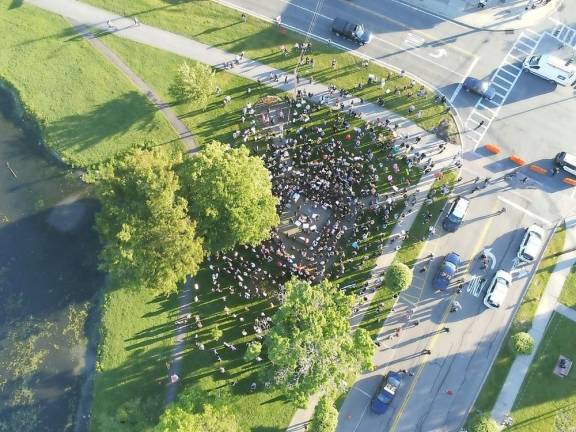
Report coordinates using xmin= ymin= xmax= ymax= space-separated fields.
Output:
xmin=462 ymin=77 xmax=496 ymax=100
xmin=522 ymin=54 xmax=576 ymax=86
xmin=517 ymin=224 xmax=546 ymax=263
xmin=442 ymin=196 xmax=469 ymax=232
xmin=331 ymin=17 xmax=372 ymax=45
xmin=483 ymin=270 xmax=512 ymax=309
xmin=371 ymin=371 xmax=402 ymax=414
xmin=432 ymin=252 xmax=461 ymax=290
xmin=555 ymin=151 xmax=576 ymax=176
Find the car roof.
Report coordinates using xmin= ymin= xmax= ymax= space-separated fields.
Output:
xmin=451 ymin=197 xmax=469 ymax=218
xmin=523 ymin=228 xmax=544 ymax=258
xmin=562 ymin=153 xmax=576 ymax=168
xmin=488 ymin=280 xmax=508 ymax=305
xmin=445 ymin=252 xmax=461 ymax=266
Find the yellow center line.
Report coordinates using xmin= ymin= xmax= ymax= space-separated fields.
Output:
xmin=388 ymin=200 xmax=500 ymax=432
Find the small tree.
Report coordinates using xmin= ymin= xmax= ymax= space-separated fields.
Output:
xmin=210 ymin=326 xmax=223 ymax=342
xmin=309 ymin=395 xmax=338 ymax=432
xmin=468 ymin=414 xmax=499 ymax=432
xmin=387 ymin=262 xmax=412 ymax=291
xmin=244 ymin=342 xmax=262 ymax=362
xmin=170 ymin=61 xmax=216 ymax=109
xmin=510 ymin=332 xmax=534 ymax=355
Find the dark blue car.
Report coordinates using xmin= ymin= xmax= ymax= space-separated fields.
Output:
xmin=371 ymin=371 xmax=402 ymax=414
xmin=432 ymin=252 xmax=461 ymax=290
xmin=463 ymin=77 xmax=496 ymax=100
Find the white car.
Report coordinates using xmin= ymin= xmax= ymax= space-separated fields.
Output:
xmin=484 ymin=270 xmax=512 ymax=309
xmin=517 ymin=224 xmax=546 ymax=263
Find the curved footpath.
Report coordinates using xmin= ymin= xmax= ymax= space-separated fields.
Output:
xmin=23 ymin=0 xmax=462 ymax=424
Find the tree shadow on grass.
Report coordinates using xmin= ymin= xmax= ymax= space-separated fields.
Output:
xmin=49 ymin=91 xmax=160 ymax=155
xmin=7 ymin=0 xmax=23 ymax=9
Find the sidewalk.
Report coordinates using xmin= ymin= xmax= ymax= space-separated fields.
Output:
xmin=397 ymin=0 xmax=560 ymax=31
xmin=491 ymin=217 xmax=576 ymax=426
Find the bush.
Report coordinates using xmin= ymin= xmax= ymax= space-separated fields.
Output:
xmin=210 ymin=325 xmax=223 ymax=342
xmin=309 ymin=395 xmax=338 ymax=432
xmin=509 ymin=332 xmax=534 ymax=355
xmin=468 ymin=414 xmax=499 ymax=432
xmin=244 ymin=341 xmax=262 ymax=362
xmin=386 ymin=262 xmax=412 ymax=291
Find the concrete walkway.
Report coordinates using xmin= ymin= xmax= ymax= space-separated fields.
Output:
xmin=491 ymin=217 xmax=576 ymax=426
xmin=555 ymin=302 xmax=576 ymax=322
xmin=397 ymin=0 xmax=560 ymax=31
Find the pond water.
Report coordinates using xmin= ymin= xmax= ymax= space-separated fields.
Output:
xmin=0 ymin=111 xmax=102 ymax=431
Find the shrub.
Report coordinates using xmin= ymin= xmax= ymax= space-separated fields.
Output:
xmin=243 ymin=341 xmax=262 ymax=362
xmin=386 ymin=262 xmax=412 ymax=291
xmin=210 ymin=325 xmax=223 ymax=342
xmin=509 ymin=332 xmax=534 ymax=355
xmin=468 ymin=414 xmax=499 ymax=432
xmin=309 ymin=395 xmax=338 ymax=432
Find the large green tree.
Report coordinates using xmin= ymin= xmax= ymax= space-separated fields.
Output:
xmin=169 ymin=61 xmax=216 ymax=109
xmin=179 ymin=141 xmax=279 ymax=252
xmin=265 ymin=279 xmax=374 ymax=405
xmin=95 ymin=147 xmax=204 ymax=292
xmin=154 ymin=404 xmax=238 ymax=432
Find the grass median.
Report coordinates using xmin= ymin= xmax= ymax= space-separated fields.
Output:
xmin=508 ymin=313 xmax=576 ymax=431
xmin=0 ymin=3 xmax=176 ymax=166
xmin=471 ymin=222 xmax=567 ymax=415
xmin=558 ymin=261 xmax=576 ymax=311
xmin=81 ymin=0 xmax=457 ymax=137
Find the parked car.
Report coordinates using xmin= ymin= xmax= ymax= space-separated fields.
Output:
xmin=442 ymin=196 xmax=470 ymax=232
xmin=555 ymin=151 xmax=576 ymax=176
xmin=331 ymin=17 xmax=372 ymax=45
xmin=523 ymin=54 xmax=576 ymax=86
xmin=371 ymin=371 xmax=402 ymax=414
xmin=517 ymin=224 xmax=546 ymax=263
xmin=463 ymin=77 xmax=496 ymax=100
xmin=432 ymin=252 xmax=461 ymax=290
xmin=483 ymin=270 xmax=512 ymax=309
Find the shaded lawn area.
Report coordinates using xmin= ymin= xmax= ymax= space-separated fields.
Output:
xmin=509 ymin=313 xmax=576 ymax=431
xmin=558 ymin=260 xmax=576 ymax=311
xmin=81 ymin=0 xmax=457 ymax=136
xmin=471 ymin=223 xmax=567 ymax=414
xmin=360 ymin=170 xmax=458 ymax=336
xmin=91 ymin=284 xmax=179 ymax=430
xmin=0 ymin=3 xmax=176 ymax=166
xmin=100 ymin=35 xmax=284 ymax=147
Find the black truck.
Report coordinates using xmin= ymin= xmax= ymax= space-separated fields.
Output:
xmin=331 ymin=17 xmax=372 ymax=45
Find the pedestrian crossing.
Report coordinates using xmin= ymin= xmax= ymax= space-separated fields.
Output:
xmin=549 ymin=19 xmax=576 ymax=48
xmin=403 ymin=33 xmax=425 ymax=49
xmin=465 ymin=29 xmax=542 ymax=149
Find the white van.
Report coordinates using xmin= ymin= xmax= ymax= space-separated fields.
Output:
xmin=523 ymin=54 xmax=576 ymax=86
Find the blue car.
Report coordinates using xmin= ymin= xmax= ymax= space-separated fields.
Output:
xmin=432 ymin=252 xmax=461 ymax=290
xmin=371 ymin=371 xmax=402 ymax=414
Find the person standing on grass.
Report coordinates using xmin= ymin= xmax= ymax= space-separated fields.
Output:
xmin=331 ymin=58 xmax=337 ymax=70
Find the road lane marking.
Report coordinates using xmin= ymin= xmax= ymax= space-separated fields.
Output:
xmin=497 ymin=196 xmax=553 ymax=226
xmin=450 ymin=55 xmax=479 ymax=103
xmin=352 ymin=386 xmax=372 ymax=398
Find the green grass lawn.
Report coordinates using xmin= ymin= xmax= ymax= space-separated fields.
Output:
xmin=91 ymin=284 xmax=179 ymax=430
xmin=360 ymin=170 xmax=458 ymax=336
xmin=98 ymin=35 xmax=283 ymax=147
xmin=471 ymin=223 xmax=567 ymax=414
xmin=81 ymin=0 xmax=457 ymax=136
xmin=0 ymin=3 xmax=177 ymax=166
xmin=558 ymin=261 xmax=576 ymax=311
xmin=509 ymin=313 xmax=576 ymax=431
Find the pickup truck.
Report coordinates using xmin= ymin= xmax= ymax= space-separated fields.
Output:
xmin=331 ymin=17 xmax=372 ymax=45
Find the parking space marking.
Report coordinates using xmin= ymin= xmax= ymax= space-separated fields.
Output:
xmin=352 ymin=386 xmax=372 ymax=398
xmin=466 ymin=275 xmax=485 ymax=298
xmin=497 ymin=196 xmax=553 ymax=225
xmin=548 ymin=18 xmax=576 ymax=48
xmin=464 ymin=30 xmax=543 ymax=149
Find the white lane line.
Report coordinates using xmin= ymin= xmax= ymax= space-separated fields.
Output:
xmin=450 ymin=55 xmax=479 ymax=103
xmin=477 ymin=103 xmax=496 ymax=114
xmin=350 ymin=401 xmax=371 ymax=432
xmin=497 ymin=196 xmax=553 ymax=225
xmin=495 ymin=74 xmax=514 ymax=84
xmin=353 ymin=386 xmax=372 ymax=398
xmin=503 ymin=63 xmax=522 ymax=72
xmin=491 ymin=81 xmax=509 ymax=92
xmin=387 ymin=0 xmax=470 ymax=29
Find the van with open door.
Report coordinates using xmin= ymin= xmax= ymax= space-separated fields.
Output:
xmin=522 ymin=54 xmax=576 ymax=86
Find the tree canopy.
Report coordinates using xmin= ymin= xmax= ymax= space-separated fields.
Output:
xmin=265 ymin=279 xmax=374 ymax=405
xmin=179 ymin=141 xmax=279 ymax=252
xmin=310 ymin=395 xmax=339 ymax=432
xmin=95 ymin=147 xmax=204 ymax=292
xmin=387 ymin=262 xmax=413 ymax=291
xmin=170 ymin=61 xmax=216 ymax=109
xmin=154 ymin=404 xmax=238 ymax=432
